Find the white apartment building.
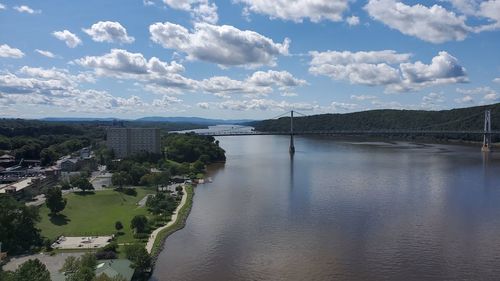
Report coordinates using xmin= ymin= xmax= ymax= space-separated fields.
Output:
xmin=106 ymin=128 xmax=161 ymax=158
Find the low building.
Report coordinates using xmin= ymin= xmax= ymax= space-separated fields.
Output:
xmin=0 ymin=154 xmax=15 ymax=167
xmin=0 ymin=177 xmax=43 ymax=199
xmin=60 ymin=158 xmax=79 ymax=172
xmin=53 ymin=259 xmax=135 ymax=281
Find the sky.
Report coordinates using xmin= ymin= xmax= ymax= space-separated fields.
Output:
xmin=0 ymin=0 xmax=499 ymax=120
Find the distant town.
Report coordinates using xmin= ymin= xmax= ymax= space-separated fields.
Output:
xmin=0 ymin=119 xmax=225 ymax=281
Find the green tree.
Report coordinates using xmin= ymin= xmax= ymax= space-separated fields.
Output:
xmin=115 ymin=221 xmax=123 ymax=232
xmin=0 ymin=195 xmax=42 ymax=254
xmin=45 ymin=187 xmax=67 ymax=215
xmin=111 ymin=171 xmax=129 ymax=189
xmin=130 ymin=215 xmax=148 ymax=233
xmin=73 ymin=177 xmax=94 ymax=193
xmin=14 ymin=259 xmax=51 ymax=281
xmin=124 ymin=244 xmax=151 ymax=274
xmin=60 ymin=253 xmax=96 ymax=281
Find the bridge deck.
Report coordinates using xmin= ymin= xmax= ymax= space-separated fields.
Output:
xmin=195 ymin=130 xmax=500 ymax=137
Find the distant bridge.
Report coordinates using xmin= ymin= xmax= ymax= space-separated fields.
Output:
xmin=198 ymin=130 xmax=500 ymax=137
xmin=195 ymin=110 xmax=496 ymax=153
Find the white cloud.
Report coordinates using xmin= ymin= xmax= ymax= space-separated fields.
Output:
xmin=365 ymin=0 xmax=470 ymax=43
xmin=197 ymin=102 xmax=210 ymax=109
xmin=163 ymin=0 xmax=218 ymax=23
xmin=0 ymin=66 xmax=186 ymax=114
xmin=396 ymin=51 xmax=468 ymax=91
xmin=201 ymin=70 xmax=306 ymax=98
xmin=455 ymin=95 xmax=474 ymax=103
xmin=75 ymin=49 xmax=185 ymax=76
xmin=149 ymin=22 xmax=290 ymax=67
xmin=207 ymin=98 xmax=319 ymax=111
xmin=475 ymin=1 xmax=500 ymax=31
xmin=351 ymin=94 xmax=377 ymax=101
xmin=35 ymin=49 xmax=56 ymax=58
xmin=444 ymin=0 xmax=479 ymax=15
xmin=0 ymin=3 xmax=5 ymax=10
xmin=75 ymin=49 xmax=195 ymax=94
xmin=310 ymin=50 xmax=468 ymax=92
xmin=143 ymin=0 xmax=155 ymax=6
xmin=83 ymin=21 xmax=135 ymax=44
xmin=494 ymin=78 xmax=500 ymax=83
xmin=457 ymin=86 xmax=498 ymax=102
xmin=0 ymin=44 xmax=25 ymax=58
xmin=309 ymin=50 xmax=409 ymax=86
xmin=330 ymin=101 xmax=359 ymax=111
xmin=346 ymin=16 xmax=360 ymax=26
xmin=235 ymin=0 xmax=350 ymax=23
xmin=422 ymin=92 xmax=445 ymax=103
xmin=13 ymin=5 xmax=40 ymax=14
xmin=52 ymin=30 xmax=82 ymax=48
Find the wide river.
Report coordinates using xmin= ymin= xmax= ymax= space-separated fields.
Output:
xmin=151 ymin=135 xmax=500 ymax=281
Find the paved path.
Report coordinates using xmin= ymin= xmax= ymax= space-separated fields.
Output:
xmin=137 ymin=194 xmax=154 ymax=207
xmin=145 ymin=185 xmax=187 ymax=253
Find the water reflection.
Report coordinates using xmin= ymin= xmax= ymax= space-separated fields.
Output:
xmin=152 ymin=137 xmax=500 ymax=281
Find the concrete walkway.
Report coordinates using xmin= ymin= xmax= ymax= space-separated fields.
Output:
xmin=145 ymin=185 xmax=187 ymax=253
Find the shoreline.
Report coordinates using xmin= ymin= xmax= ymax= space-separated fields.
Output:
xmin=148 ymin=184 xmax=195 ymax=267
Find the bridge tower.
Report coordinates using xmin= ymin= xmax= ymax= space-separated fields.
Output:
xmin=482 ymin=109 xmax=492 ymax=152
xmin=289 ymin=110 xmax=295 ymax=154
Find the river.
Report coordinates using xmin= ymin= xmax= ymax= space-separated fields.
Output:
xmin=151 ymin=135 xmax=500 ymax=281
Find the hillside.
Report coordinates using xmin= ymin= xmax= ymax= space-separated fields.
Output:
xmin=251 ymin=103 xmax=500 ymax=141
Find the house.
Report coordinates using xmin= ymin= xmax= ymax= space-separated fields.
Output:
xmin=53 ymin=259 xmax=135 ymax=281
xmin=0 ymin=154 xmax=15 ymax=167
xmin=60 ymin=158 xmax=79 ymax=172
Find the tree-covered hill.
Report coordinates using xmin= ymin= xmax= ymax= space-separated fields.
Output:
xmin=252 ymin=103 xmax=500 ymax=132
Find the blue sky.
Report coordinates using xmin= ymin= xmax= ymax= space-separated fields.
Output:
xmin=0 ymin=0 xmax=499 ymax=119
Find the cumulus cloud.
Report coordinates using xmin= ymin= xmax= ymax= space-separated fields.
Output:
xmin=0 ymin=3 xmax=5 ymax=10
xmin=310 ymin=50 xmax=467 ymax=92
xmin=309 ymin=50 xmax=409 ymax=86
xmin=457 ymin=86 xmax=498 ymax=101
xmin=163 ymin=0 xmax=218 ymax=23
xmin=201 ymin=70 xmax=306 ymax=98
xmin=74 ymin=49 xmax=305 ymax=98
xmin=396 ymin=51 xmax=468 ymax=91
xmin=149 ymin=21 xmax=290 ymax=67
xmin=0 ymin=44 xmax=25 ymax=58
xmin=346 ymin=16 xmax=360 ymax=26
xmin=235 ymin=0 xmax=350 ymax=23
xmin=83 ymin=21 xmax=135 ymax=44
xmin=494 ymin=78 xmax=500 ymax=83
xmin=13 ymin=5 xmax=40 ymax=14
xmin=75 ymin=49 xmax=195 ymax=93
xmin=0 ymin=66 xmax=185 ymax=114
xmin=35 ymin=49 xmax=56 ymax=58
xmin=143 ymin=0 xmax=155 ymax=6
xmin=52 ymin=30 xmax=82 ymax=48
xmin=365 ymin=0 xmax=470 ymax=43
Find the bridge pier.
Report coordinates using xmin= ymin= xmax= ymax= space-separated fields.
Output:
xmin=289 ymin=110 xmax=295 ymax=154
xmin=482 ymin=109 xmax=492 ymax=152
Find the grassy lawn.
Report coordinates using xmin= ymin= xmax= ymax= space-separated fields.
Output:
xmin=38 ymin=188 xmax=156 ymax=244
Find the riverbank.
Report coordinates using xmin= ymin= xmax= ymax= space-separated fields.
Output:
xmin=149 ymin=184 xmax=195 ymax=265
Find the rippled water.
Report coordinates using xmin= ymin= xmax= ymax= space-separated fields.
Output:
xmin=151 ymin=136 xmax=500 ymax=281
